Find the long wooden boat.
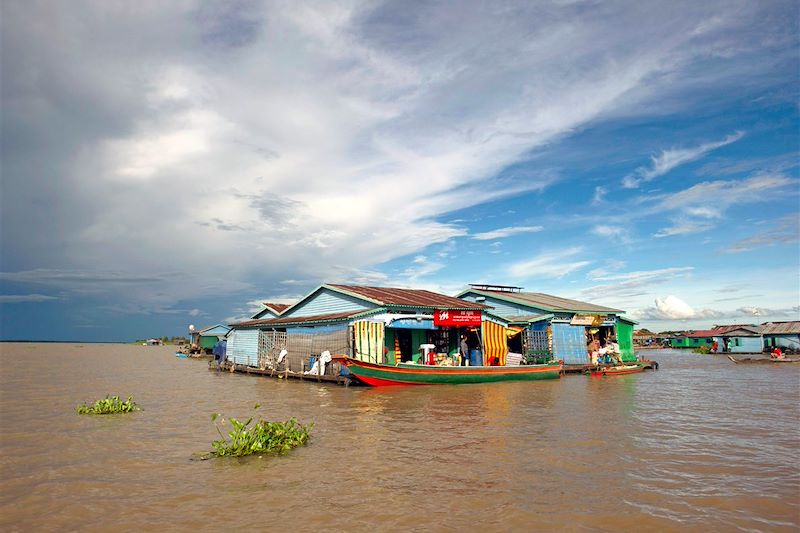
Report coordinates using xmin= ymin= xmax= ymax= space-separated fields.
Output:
xmin=727 ymin=355 xmax=800 ymax=364
xmin=589 ymin=364 xmax=646 ymax=376
xmin=332 ymin=356 xmax=562 ymax=386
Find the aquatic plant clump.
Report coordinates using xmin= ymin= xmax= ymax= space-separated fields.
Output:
xmin=76 ymin=395 xmax=140 ymax=415
xmin=211 ymin=404 xmax=313 ymax=457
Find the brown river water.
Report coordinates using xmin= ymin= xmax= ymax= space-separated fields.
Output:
xmin=1 ymin=343 xmax=798 ymax=532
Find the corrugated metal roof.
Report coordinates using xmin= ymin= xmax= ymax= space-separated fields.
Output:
xmin=263 ymin=302 xmax=290 ymax=313
xmin=327 ymin=284 xmax=488 ymax=309
xmin=760 ymin=321 xmax=800 ymax=335
xmin=469 ymin=289 xmax=623 ymax=313
xmin=507 ymin=314 xmax=554 ymax=323
xmin=687 ymin=329 xmax=718 ymax=338
xmin=232 ymin=310 xmax=373 ymax=328
xmin=711 ymin=324 xmax=762 ymax=335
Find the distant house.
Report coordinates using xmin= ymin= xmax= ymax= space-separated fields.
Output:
xmin=191 ymin=324 xmax=232 ymax=352
xmin=709 ymin=324 xmax=762 ymax=353
xmin=684 ymin=330 xmax=717 ymax=349
xmin=456 ymin=284 xmax=637 ymax=364
xmin=760 ymin=321 xmax=800 ymax=352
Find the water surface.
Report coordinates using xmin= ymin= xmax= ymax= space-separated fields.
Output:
xmin=1 ymin=344 xmax=798 ymax=531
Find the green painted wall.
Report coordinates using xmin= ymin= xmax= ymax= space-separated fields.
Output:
xmin=411 ymin=330 xmax=427 ymax=363
xmin=200 ymin=335 xmax=219 ymax=349
xmin=617 ymin=321 xmax=636 ymax=362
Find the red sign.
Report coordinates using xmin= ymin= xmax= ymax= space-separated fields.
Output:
xmin=433 ymin=310 xmax=482 ymax=327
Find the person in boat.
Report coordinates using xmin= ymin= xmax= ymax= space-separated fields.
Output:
xmin=771 ymin=347 xmax=785 ymax=359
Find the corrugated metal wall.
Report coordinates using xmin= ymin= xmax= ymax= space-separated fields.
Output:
xmin=284 ymin=288 xmax=373 ymax=318
xmin=227 ymin=329 xmax=259 ymax=366
xmin=551 ymin=322 xmax=588 ymax=364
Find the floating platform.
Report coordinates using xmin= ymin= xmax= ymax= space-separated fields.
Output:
xmin=212 ymin=361 xmax=351 ymax=385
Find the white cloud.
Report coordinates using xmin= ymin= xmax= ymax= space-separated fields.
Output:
xmin=623 ymin=131 xmax=745 ymax=188
xmin=592 ymin=186 xmax=607 ymax=205
xmin=472 ymin=226 xmax=544 ymax=240
xmin=634 ymin=295 xmax=723 ymax=320
xmin=650 ymin=173 xmax=795 ymax=237
xmin=580 ymin=267 xmax=694 ymax=299
xmin=590 ymin=225 xmax=630 ymax=241
xmin=0 ymin=294 xmax=59 ymax=303
xmin=507 ymin=247 xmax=591 ymax=279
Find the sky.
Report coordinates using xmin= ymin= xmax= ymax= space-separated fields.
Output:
xmin=1 ymin=0 xmax=798 ymax=341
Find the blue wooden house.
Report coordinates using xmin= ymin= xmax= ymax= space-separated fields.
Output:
xmin=709 ymin=324 xmax=763 ymax=353
xmin=227 ymin=284 xmax=506 ymax=375
xmin=456 ymin=284 xmax=636 ymax=364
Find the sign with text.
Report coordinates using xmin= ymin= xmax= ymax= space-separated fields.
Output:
xmin=570 ymin=314 xmax=605 ymax=326
xmin=433 ymin=310 xmax=482 ymax=327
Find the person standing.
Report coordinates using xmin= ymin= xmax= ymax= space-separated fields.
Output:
xmin=460 ymin=334 xmax=469 ymax=366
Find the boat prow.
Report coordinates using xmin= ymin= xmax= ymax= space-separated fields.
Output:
xmin=727 ymin=354 xmax=800 ymax=364
xmin=589 ymin=364 xmax=647 ymax=377
xmin=332 ymin=355 xmax=562 ymax=386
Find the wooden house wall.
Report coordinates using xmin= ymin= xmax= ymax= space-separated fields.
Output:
xmin=227 ymin=329 xmax=259 ymax=366
xmin=283 ymin=288 xmax=374 ymax=318
xmin=728 ymin=336 xmax=763 ymax=353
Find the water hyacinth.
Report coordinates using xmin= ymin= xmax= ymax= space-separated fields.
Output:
xmin=76 ymin=395 xmax=140 ymax=415
xmin=210 ymin=404 xmax=313 ymax=457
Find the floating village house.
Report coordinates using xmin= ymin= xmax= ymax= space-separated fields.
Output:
xmin=226 ymin=284 xmax=510 ymax=375
xmin=761 ymin=321 xmax=800 ymax=351
xmin=456 ymin=284 xmax=637 ymax=365
xmin=670 ymin=324 xmax=764 ymax=353
xmin=709 ymin=324 xmax=763 ymax=353
xmin=190 ymin=324 xmax=231 ymax=352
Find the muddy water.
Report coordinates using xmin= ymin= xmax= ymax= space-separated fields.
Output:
xmin=1 ymin=344 xmax=798 ymax=532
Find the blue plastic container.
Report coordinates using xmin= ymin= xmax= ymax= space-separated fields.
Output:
xmin=470 ymin=349 xmax=483 ymax=367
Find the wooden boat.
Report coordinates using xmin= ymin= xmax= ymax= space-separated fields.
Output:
xmin=589 ymin=364 xmax=646 ymax=376
xmin=332 ymin=355 xmax=562 ymax=386
xmin=727 ymin=355 xmax=800 ymax=364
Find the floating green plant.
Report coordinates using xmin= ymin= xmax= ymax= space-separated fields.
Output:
xmin=210 ymin=404 xmax=313 ymax=457
xmin=76 ymin=395 xmax=140 ymax=415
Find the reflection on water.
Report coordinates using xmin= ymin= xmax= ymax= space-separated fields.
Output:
xmin=1 ymin=344 xmax=798 ymax=531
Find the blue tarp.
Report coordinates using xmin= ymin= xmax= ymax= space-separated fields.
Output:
xmin=212 ymin=340 xmax=227 ymax=360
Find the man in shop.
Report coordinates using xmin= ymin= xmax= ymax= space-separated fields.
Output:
xmin=460 ymin=334 xmax=469 ymax=366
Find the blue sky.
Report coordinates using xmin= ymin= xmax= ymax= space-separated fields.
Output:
xmin=1 ymin=1 xmax=798 ymax=341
